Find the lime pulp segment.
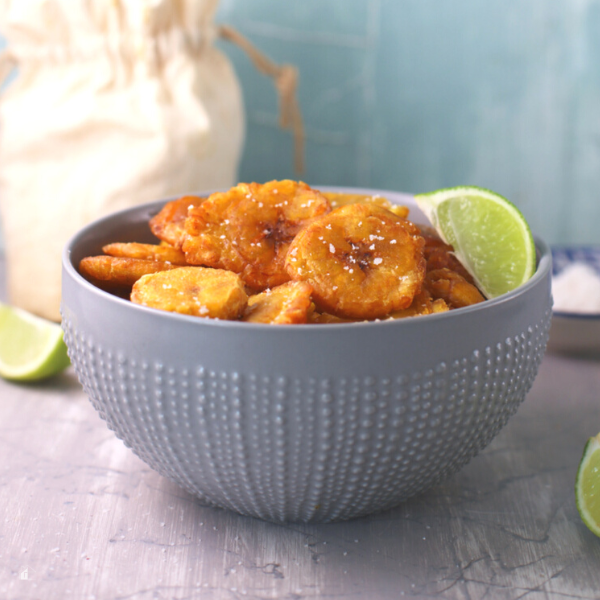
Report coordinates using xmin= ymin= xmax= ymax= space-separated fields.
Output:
xmin=0 ymin=303 xmax=70 ymax=381
xmin=576 ymin=434 xmax=600 ymax=537
xmin=414 ymin=187 xmax=536 ymax=299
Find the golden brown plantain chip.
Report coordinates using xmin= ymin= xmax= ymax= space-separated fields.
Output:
xmin=425 ymin=268 xmax=485 ymax=309
xmin=149 ymin=195 xmax=205 ymax=247
xmin=130 ymin=266 xmax=247 ymax=319
xmin=285 ymin=203 xmax=426 ymax=320
xmin=308 ymin=310 xmax=356 ymax=324
xmin=79 ymin=256 xmax=179 ymax=287
xmin=306 ymin=301 xmax=358 ymax=324
xmin=323 ymin=192 xmax=409 ymax=219
xmin=243 ymin=281 xmax=313 ymax=324
xmin=425 ymin=247 xmax=475 ymax=283
xmin=182 ymin=179 xmax=330 ymax=290
xmin=432 ymin=298 xmax=450 ymax=313
xmin=102 ymin=242 xmax=188 ymax=265
xmin=388 ymin=289 xmax=450 ymax=319
xmin=418 ymin=225 xmax=475 ymax=283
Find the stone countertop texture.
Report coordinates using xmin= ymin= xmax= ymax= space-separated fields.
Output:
xmin=2 ymin=347 xmax=600 ymax=599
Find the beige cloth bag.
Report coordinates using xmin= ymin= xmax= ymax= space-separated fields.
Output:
xmin=0 ymin=0 xmax=246 ymax=321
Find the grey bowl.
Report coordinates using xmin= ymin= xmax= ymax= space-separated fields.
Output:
xmin=61 ymin=188 xmax=552 ymax=523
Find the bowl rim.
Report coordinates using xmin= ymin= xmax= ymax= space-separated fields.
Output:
xmin=62 ymin=186 xmax=553 ymax=331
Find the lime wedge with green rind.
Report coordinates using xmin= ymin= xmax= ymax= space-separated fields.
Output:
xmin=0 ymin=302 xmax=70 ymax=381
xmin=414 ymin=186 xmax=536 ymax=299
xmin=576 ymin=433 xmax=600 ymax=538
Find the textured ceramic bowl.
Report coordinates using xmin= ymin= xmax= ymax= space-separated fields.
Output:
xmin=61 ymin=188 xmax=553 ymax=523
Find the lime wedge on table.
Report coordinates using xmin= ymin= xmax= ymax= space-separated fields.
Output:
xmin=576 ymin=433 xmax=600 ymax=538
xmin=414 ymin=186 xmax=536 ymax=298
xmin=0 ymin=303 xmax=70 ymax=381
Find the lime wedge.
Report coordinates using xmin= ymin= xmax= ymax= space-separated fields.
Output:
xmin=0 ymin=302 xmax=70 ymax=381
xmin=414 ymin=186 xmax=536 ymax=298
xmin=576 ymin=433 xmax=600 ymax=538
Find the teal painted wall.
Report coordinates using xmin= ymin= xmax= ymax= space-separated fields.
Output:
xmin=216 ymin=0 xmax=600 ymax=245
xmin=1 ymin=2 xmax=599 ymax=245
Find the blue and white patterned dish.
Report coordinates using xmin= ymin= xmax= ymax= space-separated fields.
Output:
xmin=548 ymin=246 xmax=600 ymax=354
xmin=551 ymin=246 xmax=600 ymax=278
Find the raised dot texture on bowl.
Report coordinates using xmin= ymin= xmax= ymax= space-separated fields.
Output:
xmin=61 ymin=189 xmax=553 ymax=523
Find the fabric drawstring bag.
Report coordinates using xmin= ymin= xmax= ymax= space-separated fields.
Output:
xmin=0 ymin=0 xmax=303 ymax=321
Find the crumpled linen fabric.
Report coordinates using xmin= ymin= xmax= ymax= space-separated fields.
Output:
xmin=0 ymin=0 xmax=244 ymax=321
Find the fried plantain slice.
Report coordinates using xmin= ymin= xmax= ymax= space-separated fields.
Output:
xmin=182 ymin=180 xmax=331 ymax=290
xmin=102 ymin=242 xmax=188 ymax=265
xmin=425 ymin=268 xmax=485 ymax=309
xmin=130 ymin=266 xmax=247 ymax=319
xmin=308 ymin=310 xmax=356 ymax=324
xmin=79 ymin=256 xmax=179 ymax=287
xmin=243 ymin=281 xmax=313 ymax=324
xmin=425 ymin=247 xmax=475 ymax=282
xmin=418 ymin=224 xmax=475 ymax=283
xmin=307 ymin=302 xmax=359 ymax=324
xmin=323 ymin=192 xmax=410 ymax=219
xmin=149 ymin=195 xmax=205 ymax=247
xmin=432 ymin=298 xmax=450 ymax=313
xmin=285 ymin=203 xmax=426 ymax=320
xmin=388 ymin=288 xmax=450 ymax=319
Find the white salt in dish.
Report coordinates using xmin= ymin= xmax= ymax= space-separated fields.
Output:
xmin=548 ymin=246 xmax=600 ymax=354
